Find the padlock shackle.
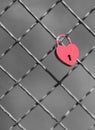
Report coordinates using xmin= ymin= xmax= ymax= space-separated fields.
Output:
xmin=56 ymin=34 xmax=72 ymax=47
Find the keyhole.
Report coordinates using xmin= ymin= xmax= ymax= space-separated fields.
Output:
xmin=68 ymin=54 xmax=71 ymax=61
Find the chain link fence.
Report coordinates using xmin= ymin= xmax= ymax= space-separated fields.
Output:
xmin=0 ymin=0 xmax=95 ymax=130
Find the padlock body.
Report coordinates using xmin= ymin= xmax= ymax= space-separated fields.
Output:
xmin=55 ymin=43 xmax=79 ymax=66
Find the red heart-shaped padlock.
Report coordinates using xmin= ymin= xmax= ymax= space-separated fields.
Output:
xmin=55 ymin=34 xmax=79 ymax=66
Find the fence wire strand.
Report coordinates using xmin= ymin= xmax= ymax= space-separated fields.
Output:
xmin=0 ymin=104 xmax=26 ymax=130
xmin=0 ymin=0 xmax=95 ymax=130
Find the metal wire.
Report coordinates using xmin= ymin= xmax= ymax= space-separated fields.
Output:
xmin=0 ymin=0 xmax=95 ymax=130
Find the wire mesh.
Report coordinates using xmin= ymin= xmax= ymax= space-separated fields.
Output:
xmin=0 ymin=0 xmax=95 ymax=130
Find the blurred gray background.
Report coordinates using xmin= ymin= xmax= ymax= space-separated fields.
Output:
xmin=0 ymin=0 xmax=95 ymax=130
